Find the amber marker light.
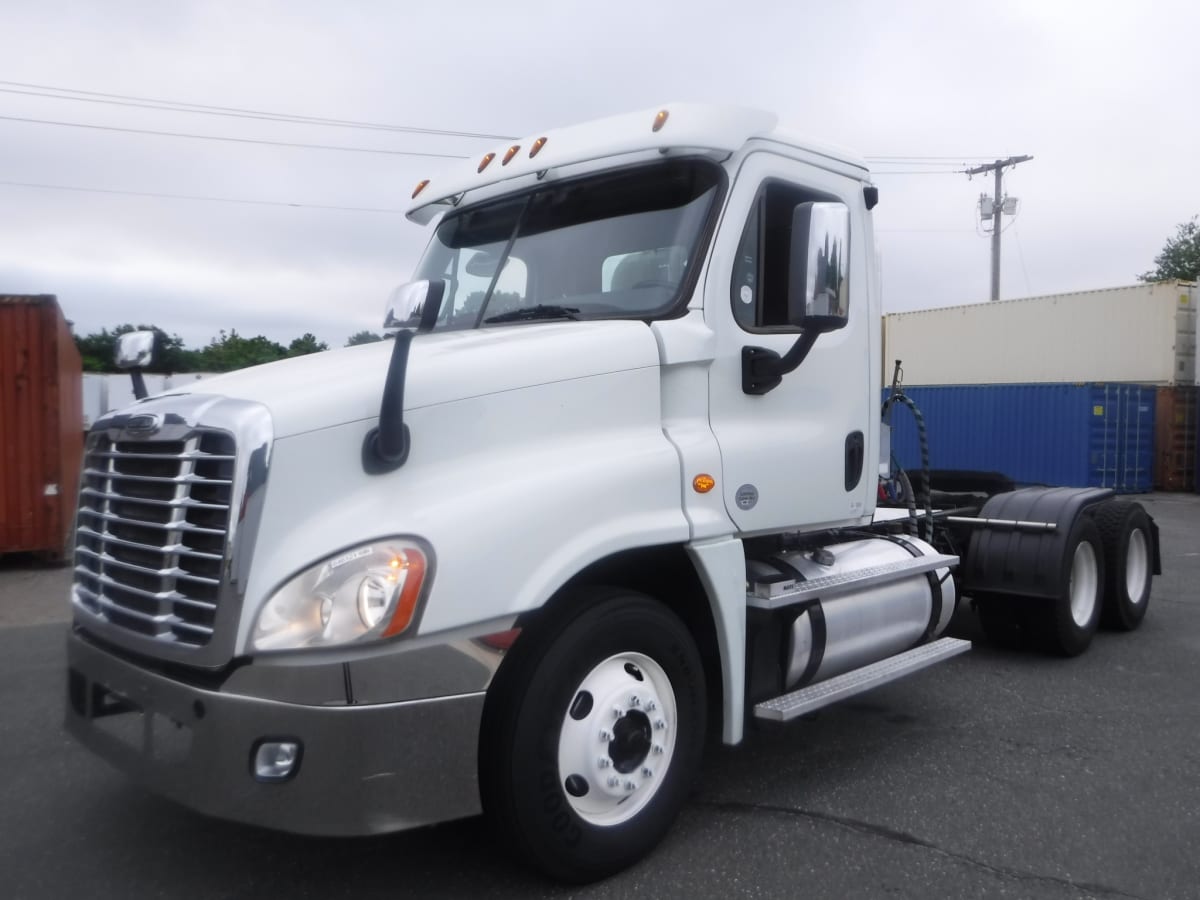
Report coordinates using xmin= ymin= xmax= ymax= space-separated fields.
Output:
xmin=652 ymin=109 xmax=669 ymax=132
xmin=412 ymin=179 xmax=430 ymax=199
xmin=529 ymin=136 xmax=548 ymax=158
xmin=381 ymin=549 xmax=427 ymax=638
xmin=693 ymin=474 xmax=716 ymax=494
xmin=502 ymin=144 xmax=521 ymax=166
xmin=478 ymin=152 xmax=496 ymax=173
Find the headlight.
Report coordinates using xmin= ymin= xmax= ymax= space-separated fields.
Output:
xmin=252 ymin=540 xmax=429 ymax=652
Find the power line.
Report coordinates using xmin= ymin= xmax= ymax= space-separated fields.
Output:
xmin=0 ymin=78 xmax=515 ymax=141
xmin=0 ymin=178 xmax=407 ymax=213
xmin=0 ymin=113 xmax=470 ymax=159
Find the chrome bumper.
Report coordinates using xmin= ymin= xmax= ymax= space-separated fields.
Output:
xmin=65 ymin=631 xmax=485 ymax=836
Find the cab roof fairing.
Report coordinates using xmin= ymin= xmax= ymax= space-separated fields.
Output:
xmin=405 ymin=103 xmax=781 ymax=224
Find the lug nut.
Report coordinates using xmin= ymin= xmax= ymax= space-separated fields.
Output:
xmin=646 ymin=700 xmax=657 ymax=712
xmin=607 ymin=776 xmax=619 ymax=788
xmin=652 ymin=744 xmax=664 ymax=755
xmin=613 ymin=707 xmax=624 ymax=719
xmin=654 ymin=719 xmax=666 ymax=730
xmin=642 ymin=767 xmax=653 ymax=778
xmin=599 ymin=729 xmax=612 ymax=742
xmin=624 ymin=781 xmax=637 ymax=792
xmin=597 ymin=757 xmax=611 ymax=769
xmin=629 ymin=695 xmax=641 ymax=707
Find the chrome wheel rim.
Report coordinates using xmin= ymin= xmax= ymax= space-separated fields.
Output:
xmin=1069 ymin=541 xmax=1099 ymax=627
xmin=1126 ymin=528 xmax=1150 ymax=607
xmin=556 ymin=652 xmax=677 ymax=827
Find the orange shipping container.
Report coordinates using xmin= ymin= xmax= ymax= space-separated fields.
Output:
xmin=0 ymin=295 xmax=83 ymax=558
xmin=1154 ymin=385 xmax=1197 ymax=492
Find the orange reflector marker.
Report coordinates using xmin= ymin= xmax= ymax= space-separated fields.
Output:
xmin=529 ymin=136 xmax=548 ymax=158
xmin=693 ymin=474 xmax=716 ymax=493
xmin=479 ymin=628 xmax=521 ymax=651
xmin=477 ymin=152 xmax=496 ymax=173
xmin=652 ymin=109 xmax=669 ymax=132
xmin=502 ymin=144 xmax=521 ymax=166
xmin=382 ymin=549 xmax=426 ymax=638
xmin=412 ymin=179 xmax=430 ymax=199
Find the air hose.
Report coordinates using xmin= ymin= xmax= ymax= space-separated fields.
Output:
xmin=882 ymin=362 xmax=933 ymax=543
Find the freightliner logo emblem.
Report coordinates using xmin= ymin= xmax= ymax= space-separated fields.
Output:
xmin=124 ymin=413 xmax=163 ymax=437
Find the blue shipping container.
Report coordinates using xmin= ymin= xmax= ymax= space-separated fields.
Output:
xmin=886 ymin=383 xmax=1156 ymax=494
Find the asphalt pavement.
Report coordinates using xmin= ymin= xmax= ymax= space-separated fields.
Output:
xmin=1 ymin=494 xmax=1197 ymax=899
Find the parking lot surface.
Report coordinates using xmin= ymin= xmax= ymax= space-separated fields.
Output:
xmin=1 ymin=494 xmax=1197 ymax=899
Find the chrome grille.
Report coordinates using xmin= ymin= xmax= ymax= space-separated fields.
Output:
xmin=73 ymin=431 xmax=236 ymax=647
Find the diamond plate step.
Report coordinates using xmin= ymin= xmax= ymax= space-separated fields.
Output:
xmin=747 ymin=553 xmax=959 ymax=609
xmin=753 ymin=637 xmax=972 ymax=722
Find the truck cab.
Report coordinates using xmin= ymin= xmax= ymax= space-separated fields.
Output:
xmin=65 ymin=104 xmax=1156 ymax=882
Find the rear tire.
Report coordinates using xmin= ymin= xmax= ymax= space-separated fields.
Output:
xmin=1092 ymin=501 xmax=1153 ymax=631
xmin=1038 ymin=515 xmax=1105 ymax=656
xmin=478 ymin=588 xmax=706 ymax=882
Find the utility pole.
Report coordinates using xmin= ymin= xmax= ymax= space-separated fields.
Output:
xmin=965 ymin=155 xmax=1032 ymax=300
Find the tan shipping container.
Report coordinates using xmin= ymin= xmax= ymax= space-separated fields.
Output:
xmin=883 ymin=282 xmax=1197 ymax=387
xmin=0 ymin=295 xmax=83 ymax=559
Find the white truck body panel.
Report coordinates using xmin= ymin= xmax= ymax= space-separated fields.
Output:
xmin=230 ymin=325 xmax=690 ymax=649
xmin=882 ymin=281 xmax=1198 ymax=386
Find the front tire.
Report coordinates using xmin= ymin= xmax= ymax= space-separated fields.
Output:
xmin=479 ymin=589 xmax=706 ymax=882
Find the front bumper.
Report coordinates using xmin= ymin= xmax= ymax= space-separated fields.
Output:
xmin=65 ymin=631 xmax=485 ymax=836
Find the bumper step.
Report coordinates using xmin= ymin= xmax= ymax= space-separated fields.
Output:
xmin=747 ymin=553 xmax=958 ymax=610
xmin=753 ymin=637 xmax=972 ymax=722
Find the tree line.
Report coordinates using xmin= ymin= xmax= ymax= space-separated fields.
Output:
xmin=74 ymin=326 xmax=384 ymax=373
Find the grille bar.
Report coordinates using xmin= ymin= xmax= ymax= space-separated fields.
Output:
xmin=88 ymin=450 xmax=236 ymax=462
xmin=77 ymin=524 xmax=225 ymax=561
xmin=80 ymin=486 xmax=230 ymax=511
xmin=73 ymin=429 xmax=235 ymax=648
xmin=83 ymin=467 xmax=234 ymax=487
xmin=75 ymin=546 xmax=222 ymax=586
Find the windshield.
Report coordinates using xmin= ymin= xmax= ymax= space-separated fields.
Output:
xmin=412 ymin=159 xmax=723 ymax=329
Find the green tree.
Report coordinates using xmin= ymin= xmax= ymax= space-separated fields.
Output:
xmin=287 ymin=333 xmax=329 ymax=356
xmin=346 ymin=330 xmax=383 ymax=346
xmin=196 ymin=330 xmax=288 ymax=372
xmin=1140 ymin=216 xmax=1200 ymax=283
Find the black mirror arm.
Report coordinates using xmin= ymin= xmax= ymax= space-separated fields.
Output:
xmin=362 ymin=330 xmax=413 ymax=473
xmin=129 ymin=368 xmax=148 ymax=401
xmin=741 ymin=330 xmax=820 ymax=395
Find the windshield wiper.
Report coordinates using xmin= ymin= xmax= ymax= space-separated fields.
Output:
xmin=484 ymin=304 xmax=580 ymax=324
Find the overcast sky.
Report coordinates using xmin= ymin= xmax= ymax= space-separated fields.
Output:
xmin=2 ymin=0 xmax=1198 ymax=349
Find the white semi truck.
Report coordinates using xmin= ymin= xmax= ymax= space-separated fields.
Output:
xmin=65 ymin=104 xmax=1159 ymax=882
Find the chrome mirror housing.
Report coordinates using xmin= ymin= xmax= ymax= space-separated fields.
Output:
xmin=114 ymin=330 xmax=155 ymax=369
xmin=789 ymin=201 xmax=850 ymax=333
xmin=383 ymin=280 xmax=446 ymax=333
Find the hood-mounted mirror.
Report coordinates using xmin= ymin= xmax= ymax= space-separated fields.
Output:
xmin=363 ymin=280 xmax=446 ymax=474
xmin=114 ymin=330 xmax=156 ymax=400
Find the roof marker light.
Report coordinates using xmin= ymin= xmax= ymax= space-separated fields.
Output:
xmin=502 ymin=144 xmax=521 ymax=166
xmin=652 ymin=109 xmax=669 ymax=132
xmin=412 ymin=179 xmax=430 ymax=199
xmin=529 ymin=136 xmax=548 ymax=158
xmin=477 ymin=152 xmax=496 ymax=173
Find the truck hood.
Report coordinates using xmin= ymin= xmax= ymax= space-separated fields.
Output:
xmin=163 ymin=320 xmax=662 ymax=438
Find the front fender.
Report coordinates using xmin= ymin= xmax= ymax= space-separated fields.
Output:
xmin=236 ymin=365 xmax=689 ymax=652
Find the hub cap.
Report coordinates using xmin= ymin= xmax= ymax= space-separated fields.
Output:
xmin=556 ymin=652 xmax=677 ymax=826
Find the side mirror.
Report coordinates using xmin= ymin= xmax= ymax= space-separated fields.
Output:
xmin=364 ymin=279 xmax=447 ymax=474
xmin=114 ymin=330 xmax=155 ymax=400
xmin=789 ymin=201 xmax=850 ymax=334
xmin=114 ymin=330 xmax=155 ymax=369
xmin=383 ymin=280 xmax=446 ymax=333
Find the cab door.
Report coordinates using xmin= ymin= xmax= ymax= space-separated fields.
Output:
xmin=705 ymin=151 xmax=877 ymax=534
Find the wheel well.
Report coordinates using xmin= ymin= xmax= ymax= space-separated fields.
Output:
xmin=511 ymin=544 xmax=725 ymax=739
